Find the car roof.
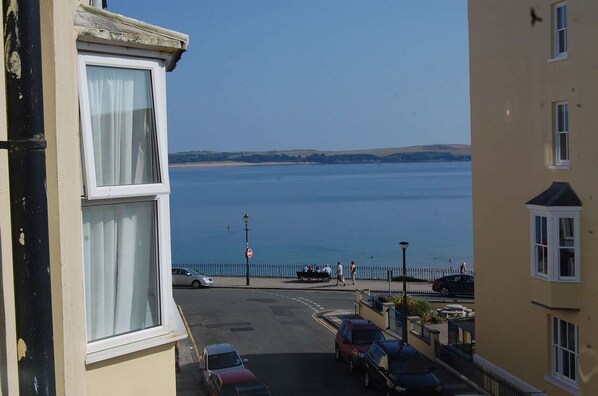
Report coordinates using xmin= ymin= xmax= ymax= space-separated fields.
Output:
xmin=216 ymin=368 xmax=257 ymax=384
xmin=205 ymin=343 xmax=238 ymax=354
xmin=373 ymin=340 xmax=420 ymax=357
xmin=341 ymin=319 xmax=378 ymax=330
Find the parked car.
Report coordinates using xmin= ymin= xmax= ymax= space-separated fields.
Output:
xmin=172 ymin=267 xmax=213 ymax=288
xmin=206 ymin=367 xmax=259 ymax=396
xmin=234 ymin=382 xmax=272 ymax=396
xmin=432 ymin=274 xmax=474 ymax=296
xmin=363 ymin=340 xmax=442 ymax=395
xmin=200 ymin=343 xmax=248 ymax=387
xmin=335 ymin=319 xmax=386 ymax=373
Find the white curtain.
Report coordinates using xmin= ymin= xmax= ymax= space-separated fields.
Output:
xmin=83 ymin=202 xmax=159 ymax=341
xmin=86 ymin=65 xmax=159 ymax=186
xmin=83 ymin=65 xmax=161 ymax=342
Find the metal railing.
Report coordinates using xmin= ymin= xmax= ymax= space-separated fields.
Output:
xmin=439 ymin=345 xmax=542 ymax=395
xmin=176 ymin=263 xmax=473 ymax=282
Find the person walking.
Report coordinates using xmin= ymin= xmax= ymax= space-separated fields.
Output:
xmin=350 ymin=261 xmax=357 ymax=285
xmin=335 ymin=261 xmax=347 ymax=286
xmin=460 ymin=261 xmax=468 ymax=274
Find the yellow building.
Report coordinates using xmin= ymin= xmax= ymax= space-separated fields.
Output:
xmin=470 ymin=1 xmax=598 ymax=394
xmin=1 ymin=1 xmax=188 ymax=394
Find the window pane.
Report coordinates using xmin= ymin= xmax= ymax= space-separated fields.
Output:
xmin=86 ymin=65 xmax=160 ymax=187
xmin=82 ymin=201 xmax=160 ymax=341
xmin=558 ymin=133 xmax=569 ymax=161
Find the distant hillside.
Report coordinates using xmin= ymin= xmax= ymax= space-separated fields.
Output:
xmin=169 ymin=144 xmax=471 ymax=166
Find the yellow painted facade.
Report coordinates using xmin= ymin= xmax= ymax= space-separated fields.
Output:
xmin=470 ymin=1 xmax=598 ymax=394
xmin=0 ymin=1 xmax=187 ymax=394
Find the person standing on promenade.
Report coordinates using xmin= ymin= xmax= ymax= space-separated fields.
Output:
xmin=350 ymin=261 xmax=357 ymax=285
xmin=336 ymin=261 xmax=347 ymax=286
xmin=460 ymin=261 xmax=467 ymax=274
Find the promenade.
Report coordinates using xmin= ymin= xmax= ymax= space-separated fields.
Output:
xmin=176 ymin=276 xmax=482 ymax=396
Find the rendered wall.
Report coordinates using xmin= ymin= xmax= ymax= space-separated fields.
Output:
xmin=469 ymin=1 xmax=598 ymax=394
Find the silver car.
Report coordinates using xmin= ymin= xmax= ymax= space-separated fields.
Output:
xmin=200 ymin=343 xmax=248 ymax=387
xmin=172 ymin=268 xmax=214 ymax=288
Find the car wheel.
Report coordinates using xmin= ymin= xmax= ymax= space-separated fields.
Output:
xmin=440 ymin=286 xmax=450 ymax=296
xmin=335 ymin=344 xmax=342 ymax=361
xmin=364 ymin=370 xmax=371 ymax=389
xmin=349 ymin=358 xmax=355 ymax=374
xmin=192 ymin=280 xmax=201 ymax=289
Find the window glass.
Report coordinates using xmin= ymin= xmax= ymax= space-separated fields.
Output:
xmin=82 ymin=201 xmax=160 ymax=341
xmin=86 ymin=65 xmax=160 ymax=187
xmin=556 ymin=103 xmax=569 ymax=164
xmin=552 ymin=317 xmax=578 ymax=385
xmin=555 ymin=3 xmax=567 ymax=56
xmin=535 ymin=216 xmax=548 ymax=275
xmin=559 ymin=217 xmax=575 ymax=277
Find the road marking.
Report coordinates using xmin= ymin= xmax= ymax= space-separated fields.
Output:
xmin=177 ymin=304 xmax=201 ymax=362
xmin=312 ymin=312 xmax=337 ymax=334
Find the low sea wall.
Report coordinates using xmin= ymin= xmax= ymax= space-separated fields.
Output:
xmin=178 ymin=263 xmax=473 ymax=282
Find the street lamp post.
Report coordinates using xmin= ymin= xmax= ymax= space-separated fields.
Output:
xmin=399 ymin=241 xmax=409 ymax=343
xmin=244 ymin=213 xmax=250 ymax=286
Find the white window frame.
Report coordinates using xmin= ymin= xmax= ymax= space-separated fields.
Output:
xmin=528 ymin=206 xmax=580 ymax=282
xmin=78 ymin=50 xmax=176 ymax=363
xmin=78 ymin=53 xmax=170 ymax=199
xmin=554 ymin=102 xmax=569 ymax=166
xmin=553 ymin=2 xmax=568 ymax=59
xmin=551 ymin=316 xmax=579 ymax=387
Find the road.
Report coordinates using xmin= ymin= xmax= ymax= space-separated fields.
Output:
xmin=175 ymin=287 xmax=476 ymax=395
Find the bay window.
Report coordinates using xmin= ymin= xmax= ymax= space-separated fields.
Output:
xmin=528 ymin=208 xmax=579 ymax=281
xmin=78 ymin=52 xmax=174 ymax=360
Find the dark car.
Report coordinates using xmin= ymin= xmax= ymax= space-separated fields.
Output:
xmin=432 ymin=274 xmax=474 ymax=296
xmin=363 ymin=340 xmax=441 ymax=395
xmin=335 ymin=319 xmax=386 ymax=373
xmin=234 ymin=382 xmax=272 ymax=396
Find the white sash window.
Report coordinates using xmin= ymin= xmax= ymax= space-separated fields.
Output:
xmin=78 ymin=52 xmax=174 ymax=361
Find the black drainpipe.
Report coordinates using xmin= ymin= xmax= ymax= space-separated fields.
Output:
xmin=2 ymin=0 xmax=56 ymax=394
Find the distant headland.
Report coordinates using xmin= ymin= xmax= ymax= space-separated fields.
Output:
xmin=168 ymin=144 xmax=470 ymax=167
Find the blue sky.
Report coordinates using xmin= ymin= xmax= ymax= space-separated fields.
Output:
xmin=110 ymin=1 xmax=470 ymax=153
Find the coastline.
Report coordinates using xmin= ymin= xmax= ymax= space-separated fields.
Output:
xmin=169 ymin=161 xmax=315 ymax=168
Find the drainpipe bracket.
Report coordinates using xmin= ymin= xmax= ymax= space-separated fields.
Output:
xmin=0 ymin=139 xmax=47 ymax=151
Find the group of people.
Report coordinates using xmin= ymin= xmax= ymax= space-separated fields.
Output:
xmin=302 ymin=261 xmax=357 ymax=286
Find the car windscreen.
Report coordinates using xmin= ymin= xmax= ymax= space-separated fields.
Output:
xmin=352 ymin=329 xmax=384 ymax=345
xmin=187 ymin=269 xmax=200 ymax=275
xmin=389 ymin=356 xmax=430 ymax=374
xmin=209 ymin=352 xmax=243 ymax=370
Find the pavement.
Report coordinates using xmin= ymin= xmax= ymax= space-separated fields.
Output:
xmin=175 ymin=276 xmax=483 ymax=395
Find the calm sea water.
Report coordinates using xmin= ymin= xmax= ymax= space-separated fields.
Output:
xmin=169 ymin=162 xmax=473 ymax=269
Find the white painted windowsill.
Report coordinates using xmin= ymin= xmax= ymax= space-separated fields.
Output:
xmin=544 ymin=375 xmax=580 ymax=395
xmin=548 ymin=164 xmax=570 ymax=170
xmin=548 ymin=54 xmax=568 ymax=63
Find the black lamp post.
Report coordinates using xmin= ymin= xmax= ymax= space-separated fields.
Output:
xmin=244 ymin=213 xmax=250 ymax=286
xmin=399 ymin=241 xmax=409 ymax=343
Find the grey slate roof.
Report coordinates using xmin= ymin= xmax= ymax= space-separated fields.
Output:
xmin=526 ymin=182 xmax=582 ymax=207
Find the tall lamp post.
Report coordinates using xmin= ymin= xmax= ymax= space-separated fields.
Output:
xmin=243 ymin=213 xmax=250 ymax=286
xmin=399 ymin=241 xmax=409 ymax=343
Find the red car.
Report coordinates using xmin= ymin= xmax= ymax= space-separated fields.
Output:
xmin=335 ymin=319 xmax=385 ymax=373
xmin=206 ymin=367 xmax=260 ymax=396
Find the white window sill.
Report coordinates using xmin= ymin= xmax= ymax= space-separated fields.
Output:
xmin=86 ymin=299 xmax=188 ymax=365
xmin=548 ymin=164 xmax=570 ymax=170
xmin=548 ymin=54 xmax=568 ymax=63
xmin=531 ymin=274 xmax=580 ymax=283
xmin=544 ymin=375 xmax=579 ymax=395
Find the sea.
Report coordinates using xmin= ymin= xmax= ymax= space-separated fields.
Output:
xmin=169 ymin=161 xmax=473 ymax=270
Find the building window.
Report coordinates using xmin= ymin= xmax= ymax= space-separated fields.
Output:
xmin=553 ymin=2 xmax=568 ymax=58
xmin=78 ymin=52 xmax=173 ymax=358
xmin=534 ymin=216 xmax=548 ymax=276
xmin=552 ymin=317 xmax=578 ymax=386
xmin=554 ymin=102 xmax=569 ymax=166
xmin=529 ymin=209 xmax=579 ymax=281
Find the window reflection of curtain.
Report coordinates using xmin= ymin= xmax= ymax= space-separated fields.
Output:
xmin=86 ymin=65 xmax=159 ymax=186
xmin=82 ymin=202 xmax=159 ymax=341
